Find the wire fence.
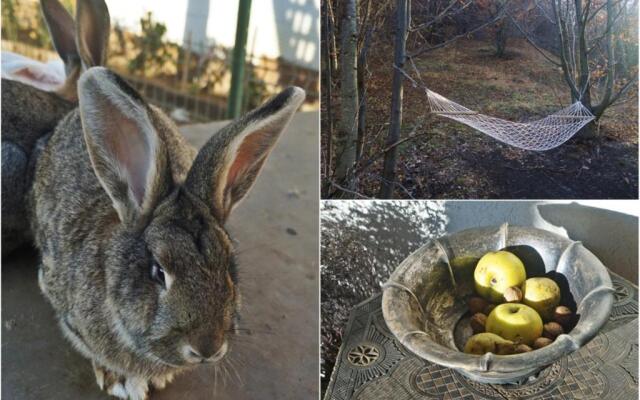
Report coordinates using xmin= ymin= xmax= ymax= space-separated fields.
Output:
xmin=2 ymin=39 xmax=318 ymax=123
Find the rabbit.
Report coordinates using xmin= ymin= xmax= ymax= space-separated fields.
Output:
xmin=3 ymin=0 xmax=110 ymax=100
xmin=2 ymin=0 xmax=110 ymax=255
xmin=1 ymin=51 xmax=66 ymax=92
xmin=29 ymin=65 xmax=305 ymax=400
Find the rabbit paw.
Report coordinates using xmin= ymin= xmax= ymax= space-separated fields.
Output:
xmin=150 ymin=372 xmax=175 ymax=390
xmin=92 ymin=362 xmax=149 ymax=400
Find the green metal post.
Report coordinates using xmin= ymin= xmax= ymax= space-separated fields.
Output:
xmin=227 ymin=0 xmax=252 ymax=119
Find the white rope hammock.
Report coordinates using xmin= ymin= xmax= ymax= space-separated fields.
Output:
xmin=425 ymin=88 xmax=595 ymax=151
xmin=400 ymin=56 xmax=596 ymax=151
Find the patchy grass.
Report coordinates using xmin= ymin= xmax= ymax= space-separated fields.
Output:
xmin=324 ymin=38 xmax=638 ymax=199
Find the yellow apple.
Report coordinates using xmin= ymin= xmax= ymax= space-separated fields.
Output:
xmin=485 ymin=303 xmax=543 ymax=345
xmin=463 ymin=332 xmax=515 ymax=355
xmin=474 ymin=251 xmax=527 ymax=303
xmin=522 ymin=277 xmax=561 ymax=321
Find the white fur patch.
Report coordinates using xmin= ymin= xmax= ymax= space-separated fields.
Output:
xmin=93 ymin=365 xmax=105 ymax=390
xmin=151 ymin=372 xmax=175 ymax=390
xmin=210 ymin=340 xmax=228 ymax=363
xmin=181 ymin=343 xmax=202 ymax=364
xmin=107 ymin=382 xmax=128 ymax=399
xmin=164 ymin=271 xmax=175 ymax=290
xmin=124 ymin=376 xmax=149 ymax=400
xmin=37 ymin=268 xmax=46 ymax=295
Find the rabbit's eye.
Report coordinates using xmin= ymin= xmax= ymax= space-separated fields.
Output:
xmin=150 ymin=263 xmax=166 ymax=288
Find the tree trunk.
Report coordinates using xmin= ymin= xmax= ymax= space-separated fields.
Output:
xmin=333 ymin=0 xmax=359 ymax=196
xmin=327 ymin=0 xmax=339 ymax=73
xmin=322 ymin=0 xmax=333 ymax=184
xmin=378 ymin=0 xmax=408 ymax=198
xmin=495 ymin=19 xmax=508 ymax=57
xmin=578 ymin=122 xmax=598 ymax=139
xmin=356 ymin=26 xmax=373 ymax=163
xmin=574 ymin=0 xmax=592 ymax=108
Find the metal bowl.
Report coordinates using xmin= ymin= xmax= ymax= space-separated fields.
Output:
xmin=381 ymin=224 xmax=614 ymax=384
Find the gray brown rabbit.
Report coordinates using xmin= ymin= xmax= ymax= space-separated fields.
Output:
xmin=2 ymin=0 xmax=109 ymax=255
xmin=29 ymin=65 xmax=305 ymax=399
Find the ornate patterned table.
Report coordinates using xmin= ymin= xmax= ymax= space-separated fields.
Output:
xmin=324 ymin=272 xmax=638 ymax=400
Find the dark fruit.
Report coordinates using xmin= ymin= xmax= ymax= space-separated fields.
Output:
xmin=553 ymin=306 xmax=574 ymax=328
xmin=495 ymin=342 xmax=516 ymax=355
xmin=468 ymin=296 xmax=489 ymax=315
xmin=543 ymin=322 xmax=564 ymax=340
xmin=514 ymin=344 xmax=533 ymax=353
xmin=484 ymin=303 xmax=496 ymax=315
xmin=533 ymin=337 xmax=553 ymax=349
xmin=470 ymin=313 xmax=487 ymax=334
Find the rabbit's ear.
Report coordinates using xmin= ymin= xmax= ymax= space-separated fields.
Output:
xmin=75 ymin=0 xmax=110 ymax=68
xmin=40 ymin=0 xmax=79 ymax=74
xmin=184 ymin=87 xmax=305 ymax=222
xmin=78 ymin=67 xmax=169 ymax=224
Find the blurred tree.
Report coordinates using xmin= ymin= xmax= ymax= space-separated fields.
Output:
xmin=1 ymin=0 xmax=52 ymax=48
xmin=128 ymin=12 xmax=172 ymax=77
xmin=476 ymin=0 xmax=526 ymax=57
xmin=1 ymin=0 xmax=19 ymax=41
xmin=242 ymin=67 xmax=269 ymax=112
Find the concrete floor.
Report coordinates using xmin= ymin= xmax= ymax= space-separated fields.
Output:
xmin=2 ymin=111 xmax=319 ymax=399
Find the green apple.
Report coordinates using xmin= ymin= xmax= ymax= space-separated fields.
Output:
xmin=485 ymin=303 xmax=543 ymax=345
xmin=463 ymin=332 xmax=515 ymax=355
xmin=522 ymin=277 xmax=561 ymax=321
xmin=474 ymin=251 xmax=527 ymax=303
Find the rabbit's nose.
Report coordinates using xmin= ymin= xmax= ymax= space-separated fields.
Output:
xmin=209 ymin=340 xmax=228 ymax=362
xmin=183 ymin=340 xmax=228 ymax=364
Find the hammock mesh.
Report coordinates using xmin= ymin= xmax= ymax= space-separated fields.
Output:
xmin=426 ymin=89 xmax=595 ymax=151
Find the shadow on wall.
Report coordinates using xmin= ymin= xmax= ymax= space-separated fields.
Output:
xmin=537 ymin=203 xmax=638 ymax=284
xmin=272 ymin=0 xmax=319 ymax=69
xmin=444 ymin=201 xmax=638 ymax=283
xmin=320 ymin=201 xmax=446 ymax=394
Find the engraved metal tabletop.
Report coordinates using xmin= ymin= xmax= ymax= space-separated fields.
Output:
xmin=324 ymin=272 xmax=638 ymax=400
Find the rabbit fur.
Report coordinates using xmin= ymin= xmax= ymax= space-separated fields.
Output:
xmin=2 ymin=0 xmax=109 ymax=256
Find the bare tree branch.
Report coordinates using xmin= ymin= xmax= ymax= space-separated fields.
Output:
xmin=409 ymin=10 xmax=507 ymax=58
xmin=508 ymin=13 xmax=561 ymax=66
xmin=410 ymin=0 xmax=472 ymax=32
xmin=599 ymin=75 xmax=638 ymax=112
xmin=327 ymin=180 xmax=371 ymax=199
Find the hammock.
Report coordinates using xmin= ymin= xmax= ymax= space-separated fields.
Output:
xmin=425 ymin=88 xmax=595 ymax=151
xmin=400 ymin=59 xmax=596 ymax=151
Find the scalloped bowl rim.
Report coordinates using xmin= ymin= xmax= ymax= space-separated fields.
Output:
xmin=381 ymin=224 xmax=615 ymax=376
